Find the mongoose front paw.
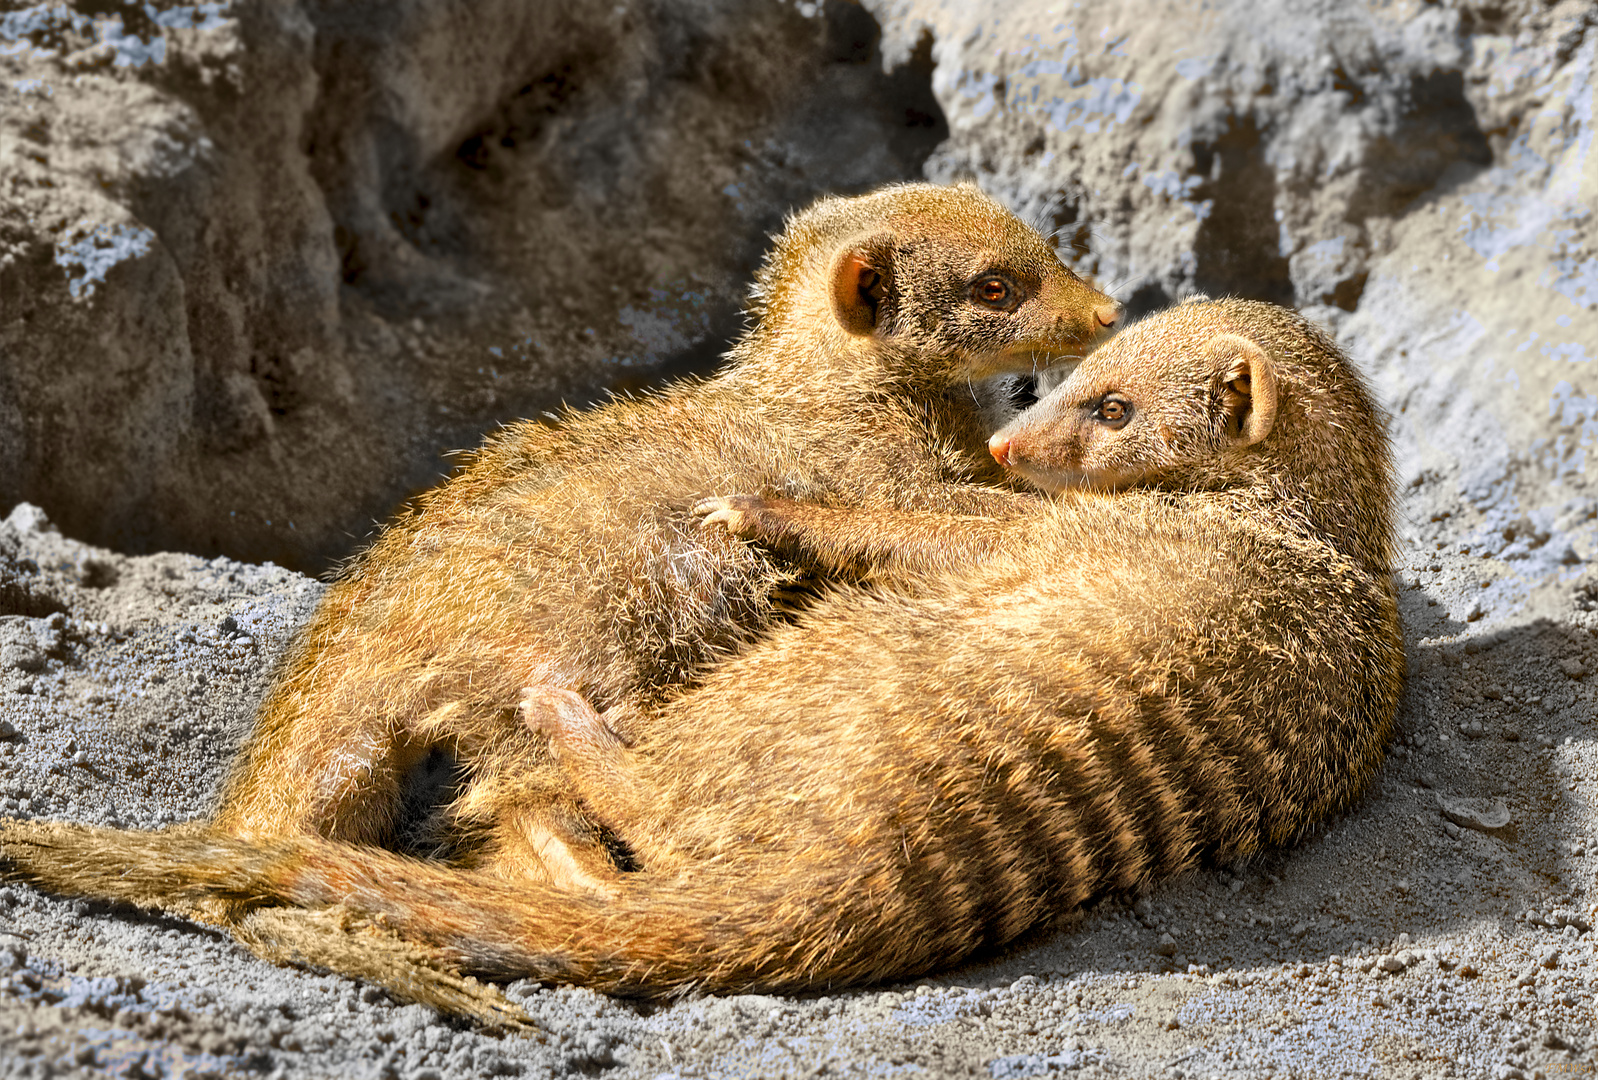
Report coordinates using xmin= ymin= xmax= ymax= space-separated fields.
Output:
xmin=691 ymin=494 xmax=769 ymax=537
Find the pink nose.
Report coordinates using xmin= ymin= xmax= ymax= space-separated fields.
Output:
xmin=1094 ymin=302 xmax=1122 ymax=329
xmin=989 ymin=433 xmax=1012 ymax=466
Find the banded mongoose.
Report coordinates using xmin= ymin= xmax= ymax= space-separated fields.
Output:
xmin=6 ymin=300 xmax=1403 ymax=1010
xmin=223 ymin=182 xmax=1120 ymax=876
xmin=0 ymin=183 xmax=1117 ymax=1017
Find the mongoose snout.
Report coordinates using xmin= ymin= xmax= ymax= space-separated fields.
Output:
xmin=989 ymin=325 xmax=1282 ymax=497
xmin=988 ymin=432 xmax=1017 ymax=467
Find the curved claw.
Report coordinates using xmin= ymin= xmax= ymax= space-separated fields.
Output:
xmin=691 ymin=494 xmax=766 ymax=533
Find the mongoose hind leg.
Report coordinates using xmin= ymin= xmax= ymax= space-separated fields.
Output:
xmin=518 ymin=686 xmax=663 ymax=869
xmin=475 ymin=792 xmax=627 ymax=898
xmin=212 ymin=688 xmax=424 ymax=849
xmin=388 ymin=714 xmax=628 ymax=896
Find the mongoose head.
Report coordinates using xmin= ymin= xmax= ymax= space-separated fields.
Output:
xmin=748 ymin=183 xmax=1120 ymax=384
xmin=990 ymin=298 xmax=1396 ymax=570
xmin=987 ymin=308 xmax=1278 ymax=494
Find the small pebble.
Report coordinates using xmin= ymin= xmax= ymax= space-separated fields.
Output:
xmin=1559 ymin=658 xmax=1586 ymax=678
xmin=1438 ymin=796 xmax=1513 ymax=834
xmin=0 ymin=645 xmax=45 ymax=673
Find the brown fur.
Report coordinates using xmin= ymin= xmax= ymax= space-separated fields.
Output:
xmin=2 ymin=300 xmax=1402 ymax=1011
xmin=208 ymin=181 xmax=1119 ymax=882
xmin=0 ymin=182 xmax=1117 ymax=1020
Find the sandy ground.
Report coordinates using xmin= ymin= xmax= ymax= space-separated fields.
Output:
xmin=0 ymin=466 xmax=1593 ymax=1076
xmin=3 ymin=0 xmax=1597 ymax=1077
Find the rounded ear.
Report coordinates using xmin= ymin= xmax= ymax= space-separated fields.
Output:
xmin=829 ymin=234 xmax=895 ymax=336
xmin=1203 ymin=333 xmax=1278 ymax=447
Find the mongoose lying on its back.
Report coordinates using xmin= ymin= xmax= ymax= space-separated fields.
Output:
xmin=7 ymin=301 xmax=1402 ymax=1009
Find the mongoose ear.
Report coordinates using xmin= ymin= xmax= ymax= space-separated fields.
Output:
xmin=829 ymin=235 xmax=895 ymax=336
xmin=1204 ymin=333 xmax=1278 ymax=447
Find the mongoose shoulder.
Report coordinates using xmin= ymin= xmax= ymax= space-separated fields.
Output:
xmin=8 ymin=300 xmax=1402 ymax=1012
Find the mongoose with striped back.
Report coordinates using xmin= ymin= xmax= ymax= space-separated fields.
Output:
xmin=0 ymin=183 xmax=1117 ymax=1021
xmin=211 ymin=181 xmax=1116 ymax=887
xmin=3 ymin=299 xmax=1402 ymax=1014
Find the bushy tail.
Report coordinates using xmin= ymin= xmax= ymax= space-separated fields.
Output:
xmin=0 ymin=816 xmax=965 ymax=1008
xmin=0 ymin=818 xmax=282 ymax=913
xmin=0 ymin=817 xmax=536 ymax=1029
xmin=255 ymin=831 xmax=964 ymax=998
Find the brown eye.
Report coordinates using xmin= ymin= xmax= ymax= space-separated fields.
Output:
xmin=971 ymin=274 xmax=1017 ymax=310
xmin=1094 ymin=397 xmax=1131 ymax=428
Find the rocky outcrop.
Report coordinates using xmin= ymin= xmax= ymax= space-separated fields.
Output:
xmin=870 ymin=0 xmax=1596 ymax=589
xmin=1 ymin=0 xmax=945 ymax=570
xmin=8 ymin=1 xmax=1593 ymax=587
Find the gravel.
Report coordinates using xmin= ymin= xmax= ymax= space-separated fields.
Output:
xmin=15 ymin=487 xmax=1592 ymax=1078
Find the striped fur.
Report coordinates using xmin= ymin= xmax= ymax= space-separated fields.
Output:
xmin=202 ymin=181 xmax=1117 ymax=883
xmin=0 ymin=300 xmax=1400 ymax=1007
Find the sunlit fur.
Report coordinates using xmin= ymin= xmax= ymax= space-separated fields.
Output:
xmin=0 ymin=184 xmax=1119 ymax=1020
xmin=2 ymin=301 xmax=1402 ymax=1014
xmin=995 ymin=299 xmax=1394 ymax=576
xmin=210 ymin=181 xmax=1117 ymax=880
